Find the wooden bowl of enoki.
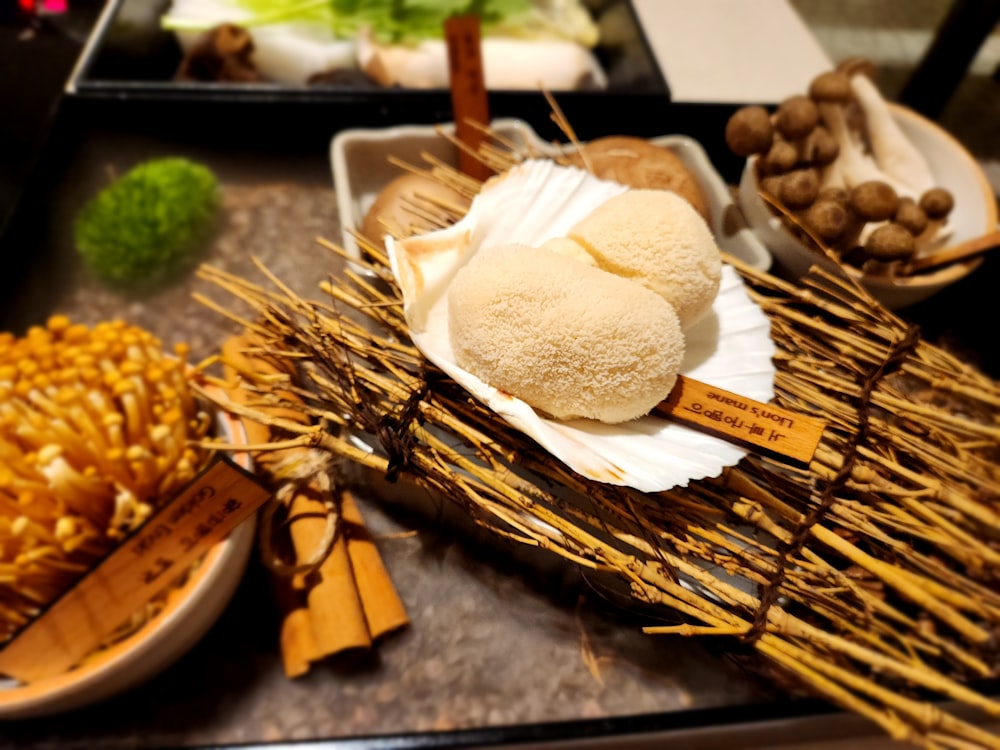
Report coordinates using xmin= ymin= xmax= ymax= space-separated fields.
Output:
xmin=731 ymin=65 xmax=998 ymax=310
xmin=0 ymin=316 xmax=255 ymax=718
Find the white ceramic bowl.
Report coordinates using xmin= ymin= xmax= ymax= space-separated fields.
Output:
xmin=0 ymin=409 xmax=256 ymax=719
xmin=331 ymin=118 xmax=773 ymax=271
xmin=738 ymin=104 xmax=997 ymax=309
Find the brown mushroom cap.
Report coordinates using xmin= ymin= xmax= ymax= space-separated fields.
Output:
xmin=817 ymin=186 xmax=849 ymax=204
xmin=836 ymin=56 xmax=878 ymax=80
xmin=864 ymin=223 xmax=916 ymax=261
xmin=918 ymin=187 xmax=955 ymax=219
xmin=725 ymin=106 xmax=775 ymax=158
xmin=849 ymin=181 xmax=900 ymax=221
xmin=759 ymin=174 xmax=784 ymax=199
xmin=803 ymin=126 xmax=839 ymax=166
xmin=760 ymin=138 xmax=798 ymax=174
xmin=804 ymin=199 xmax=850 ymax=242
xmin=775 ymin=95 xmax=820 ymax=140
xmin=808 ymin=71 xmax=852 ymax=103
xmin=894 ymin=198 xmax=929 ymax=235
xmin=564 ymin=136 xmax=711 ymax=221
xmin=779 ymin=168 xmax=820 ymax=209
xmin=362 ymin=172 xmax=470 ymax=248
xmin=176 ymin=23 xmax=267 ymax=83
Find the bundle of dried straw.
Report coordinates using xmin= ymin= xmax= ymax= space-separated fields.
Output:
xmin=194 ymin=126 xmax=999 ymax=749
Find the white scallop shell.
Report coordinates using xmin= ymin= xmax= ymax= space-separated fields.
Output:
xmin=387 ymin=159 xmax=776 ymax=493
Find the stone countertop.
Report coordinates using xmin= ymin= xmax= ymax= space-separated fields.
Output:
xmin=0 ymin=126 xmax=789 ymax=749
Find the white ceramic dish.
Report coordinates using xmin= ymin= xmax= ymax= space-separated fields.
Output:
xmin=737 ymin=104 xmax=998 ymax=310
xmin=330 ymin=118 xmax=773 ymax=271
xmin=0 ymin=409 xmax=256 ymax=719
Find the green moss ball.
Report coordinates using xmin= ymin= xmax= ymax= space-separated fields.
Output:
xmin=73 ymin=157 xmax=220 ymax=287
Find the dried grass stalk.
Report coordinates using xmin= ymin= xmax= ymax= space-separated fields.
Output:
xmin=193 ymin=126 xmax=999 ymax=749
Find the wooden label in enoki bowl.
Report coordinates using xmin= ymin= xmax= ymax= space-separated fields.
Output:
xmin=0 ymin=457 xmax=270 ymax=684
xmin=655 ymin=375 xmax=827 ymax=467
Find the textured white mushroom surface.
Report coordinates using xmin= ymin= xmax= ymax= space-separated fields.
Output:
xmin=387 ymin=160 xmax=776 ymax=493
xmin=448 ymin=244 xmax=685 ymax=424
xmin=568 ymin=189 xmax=722 ymax=327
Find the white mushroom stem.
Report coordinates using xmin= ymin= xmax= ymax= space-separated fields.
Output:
xmin=819 ymin=158 xmax=847 ymax=191
xmin=858 ymin=219 xmax=888 ymax=248
xmin=915 ymin=218 xmax=955 ymax=256
xmin=817 ymin=101 xmax=912 ymax=195
xmin=849 ymin=74 xmax=936 ymax=197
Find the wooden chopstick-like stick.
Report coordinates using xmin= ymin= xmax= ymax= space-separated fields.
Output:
xmin=904 ymin=229 xmax=1000 ymax=274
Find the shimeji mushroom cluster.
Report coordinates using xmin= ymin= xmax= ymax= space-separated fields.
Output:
xmin=0 ymin=316 xmax=212 ymax=639
xmin=725 ymin=59 xmax=955 ymax=274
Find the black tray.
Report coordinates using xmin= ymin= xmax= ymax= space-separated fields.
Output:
xmin=61 ymin=1 xmax=769 ymax=183
xmin=70 ymin=0 xmax=669 ymax=119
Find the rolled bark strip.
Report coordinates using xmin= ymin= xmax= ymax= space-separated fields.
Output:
xmin=296 ymin=494 xmax=373 ymax=657
xmin=221 ymin=332 xmax=408 ymax=671
xmin=342 ymin=490 xmax=410 ymax=640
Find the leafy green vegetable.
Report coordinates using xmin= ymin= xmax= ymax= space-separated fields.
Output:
xmin=73 ymin=157 xmax=219 ymax=288
xmin=232 ymin=0 xmax=535 ymax=42
xmin=162 ymin=0 xmax=596 ymax=47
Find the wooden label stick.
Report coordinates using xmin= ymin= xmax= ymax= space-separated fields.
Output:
xmin=0 ymin=457 xmax=270 ymax=683
xmin=655 ymin=375 xmax=827 ymax=467
xmin=904 ymin=228 xmax=1000 ymax=274
xmin=444 ymin=14 xmax=492 ymax=182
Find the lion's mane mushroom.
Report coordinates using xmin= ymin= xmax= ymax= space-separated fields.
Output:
xmin=725 ymin=106 xmax=774 ymax=158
